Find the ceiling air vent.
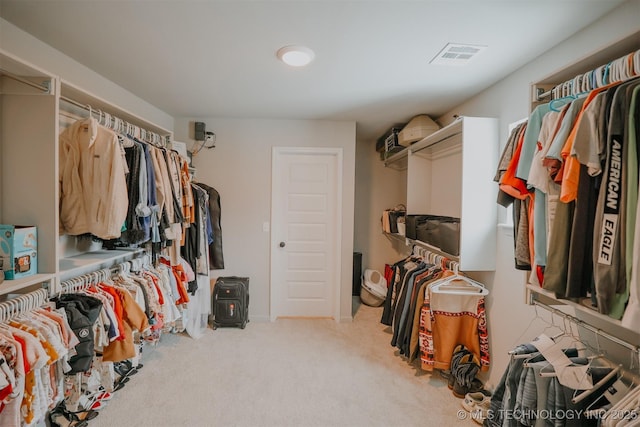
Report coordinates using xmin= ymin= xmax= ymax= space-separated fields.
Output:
xmin=430 ymin=43 xmax=487 ymax=66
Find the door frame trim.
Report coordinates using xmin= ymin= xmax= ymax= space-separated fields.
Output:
xmin=270 ymin=147 xmax=343 ymax=322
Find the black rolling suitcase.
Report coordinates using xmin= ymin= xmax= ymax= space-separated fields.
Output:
xmin=212 ymin=276 xmax=249 ymax=329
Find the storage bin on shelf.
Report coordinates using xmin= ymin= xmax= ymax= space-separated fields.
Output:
xmin=405 ymin=215 xmax=461 ymax=256
xmin=0 ymin=225 xmax=37 ymax=279
xmin=398 ymin=115 xmax=440 ymax=146
xmin=360 ymin=269 xmax=387 ymax=307
xmin=376 ymin=126 xmax=405 ymax=160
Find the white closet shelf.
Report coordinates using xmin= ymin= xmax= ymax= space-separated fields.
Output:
xmin=383 ymin=151 xmax=408 ymax=170
xmin=526 ymin=283 xmax=640 ymax=343
xmin=383 ymin=117 xmax=464 ymax=168
xmin=0 ymin=273 xmax=54 ymax=296
xmin=60 ymin=81 xmax=172 ymax=137
xmin=59 ymin=249 xmax=143 ymax=282
xmin=382 ymin=116 xmax=498 ymax=271
xmin=532 ymin=30 xmax=640 ymax=105
xmin=527 ymin=284 xmax=616 ymax=322
xmin=384 ymin=231 xmax=461 ymax=263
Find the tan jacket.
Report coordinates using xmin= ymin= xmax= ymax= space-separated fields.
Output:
xmin=59 ymin=118 xmax=128 ymax=239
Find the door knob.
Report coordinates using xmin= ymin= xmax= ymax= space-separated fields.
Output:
xmin=279 ymin=242 xmax=286 ymax=248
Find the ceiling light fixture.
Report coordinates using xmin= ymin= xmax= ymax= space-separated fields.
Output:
xmin=277 ymin=45 xmax=315 ymax=67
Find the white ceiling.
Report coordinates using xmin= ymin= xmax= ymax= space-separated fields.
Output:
xmin=0 ymin=0 xmax=628 ymax=142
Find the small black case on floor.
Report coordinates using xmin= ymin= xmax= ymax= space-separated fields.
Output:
xmin=211 ymin=276 xmax=249 ymax=329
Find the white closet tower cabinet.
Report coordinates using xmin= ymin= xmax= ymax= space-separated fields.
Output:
xmin=0 ymin=52 xmax=58 ymax=296
xmin=386 ymin=116 xmax=499 ymax=271
xmin=0 ymin=49 xmax=173 ymax=296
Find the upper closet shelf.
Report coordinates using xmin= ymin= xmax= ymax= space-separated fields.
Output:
xmin=531 ymin=29 xmax=640 ymax=109
xmin=60 ymin=80 xmax=172 ymax=138
xmin=383 ymin=117 xmax=464 ymax=168
xmin=58 ymin=249 xmax=143 ymax=282
xmin=527 ymin=284 xmax=640 ymax=349
xmin=0 ymin=274 xmax=55 ymax=297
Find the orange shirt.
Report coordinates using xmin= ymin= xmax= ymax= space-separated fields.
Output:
xmin=499 ymin=125 xmax=530 ymax=200
xmin=560 ymin=82 xmax=622 ymax=202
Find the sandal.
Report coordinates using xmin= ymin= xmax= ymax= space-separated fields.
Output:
xmin=113 ymin=362 xmax=137 ymax=378
xmin=113 ymin=379 xmax=127 ymax=392
xmin=70 ymin=410 xmax=99 ymax=423
xmin=49 ymin=403 xmax=93 ymax=427
xmin=77 ymin=391 xmax=105 ymax=415
xmin=112 ymin=369 xmax=134 ymax=392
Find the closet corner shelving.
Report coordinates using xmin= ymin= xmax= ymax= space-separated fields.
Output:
xmin=384 ymin=231 xmax=461 ymax=263
xmin=383 ymin=116 xmax=499 ymax=271
xmin=1 ymin=50 xmax=58 ymax=297
xmin=0 ymin=49 xmax=173 ymax=298
xmin=525 ymin=30 xmax=640 ymax=344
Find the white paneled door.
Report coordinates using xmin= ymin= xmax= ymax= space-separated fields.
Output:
xmin=270 ymin=147 xmax=342 ymax=320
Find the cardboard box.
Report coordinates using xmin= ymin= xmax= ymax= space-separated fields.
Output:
xmin=0 ymin=225 xmax=37 ymax=279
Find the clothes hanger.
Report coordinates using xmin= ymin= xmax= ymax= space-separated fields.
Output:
xmin=510 ymin=304 xmax=554 ymax=357
xmin=24 ymin=292 xmax=34 ymax=313
xmin=429 ymin=269 xmax=489 ymax=296
xmin=0 ymin=301 xmax=8 ymax=323
xmin=596 ymin=375 xmax=640 ymax=427
xmin=6 ymin=297 xmax=17 ymax=320
xmin=512 ymin=308 xmax=568 ymax=359
xmin=572 ymin=75 xmax=583 ymax=96
xmin=531 ymin=327 xmax=594 ymax=390
xmin=582 ymin=70 xmax=592 ymax=93
xmin=572 ymin=364 xmax=624 ymax=405
xmin=549 ymin=95 xmax=576 ymax=112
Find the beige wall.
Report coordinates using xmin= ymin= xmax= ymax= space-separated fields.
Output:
xmin=354 ymin=138 xmax=409 ymax=275
xmin=0 ymin=18 xmax=174 ymax=130
xmin=354 ymin=0 xmax=640 ymax=387
xmin=174 ymin=117 xmax=356 ymax=322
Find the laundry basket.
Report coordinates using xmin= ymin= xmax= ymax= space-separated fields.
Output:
xmin=360 ymin=269 xmax=387 ymax=307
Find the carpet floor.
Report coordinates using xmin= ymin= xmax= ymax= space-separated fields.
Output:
xmin=88 ymin=301 xmax=469 ymax=427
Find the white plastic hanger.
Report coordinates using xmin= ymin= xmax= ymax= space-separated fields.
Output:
xmin=573 ymin=364 xmax=624 ymax=405
xmin=429 ymin=265 xmax=489 ymax=296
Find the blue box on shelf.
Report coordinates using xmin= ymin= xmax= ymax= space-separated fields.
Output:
xmin=0 ymin=225 xmax=37 ymax=279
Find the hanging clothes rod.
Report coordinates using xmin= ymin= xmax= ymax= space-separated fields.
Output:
xmin=536 ymin=88 xmax=552 ymax=100
xmin=536 ymin=48 xmax=640 ymax=102
xmin=0 ymin=67 xmax=51 ymax=93
xmin=532 ymin=299 xmax=639 ymax=355
xmin=411 ymin=244 xmax=460 ymax=272
xmin=0 ymin=288 xmax=49 ymax=323
xmin=59 ymin=95 xmax=171 ymax=148
xmin=57 ymin=251 xmax=151 ymax=296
